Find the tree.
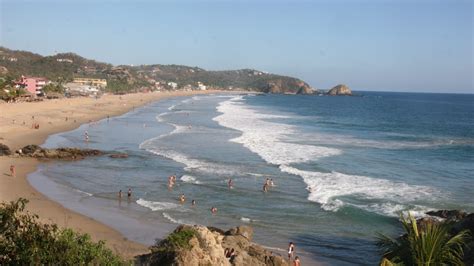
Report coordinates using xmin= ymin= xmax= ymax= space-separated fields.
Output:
xmin=377 ymin=214 xmax=471 ymax=266
xmin=0 ymin=198 xmax=125 ymax=265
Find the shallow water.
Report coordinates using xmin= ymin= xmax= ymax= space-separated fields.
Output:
xmin=31 ymin=92 xmax=474 ymax=265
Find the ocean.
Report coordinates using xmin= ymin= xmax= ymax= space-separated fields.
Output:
xmin=30 ymin=92 xmax=474 ymax=265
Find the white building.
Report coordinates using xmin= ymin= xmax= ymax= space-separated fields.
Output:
xmin=197 ymin=82 xmax=207 ymax=91
xmin=167 ymin=82 xmax=178 ymax=90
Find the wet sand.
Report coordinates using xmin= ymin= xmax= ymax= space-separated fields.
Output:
xmin=0 ymin=90 xmax=220 ymax=259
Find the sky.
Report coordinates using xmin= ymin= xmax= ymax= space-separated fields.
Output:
xmin=0 ymin=0 xmax=473 ymax=93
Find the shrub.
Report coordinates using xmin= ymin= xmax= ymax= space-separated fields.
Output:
xmin=0 ymin=198 xmax=125 ymax=265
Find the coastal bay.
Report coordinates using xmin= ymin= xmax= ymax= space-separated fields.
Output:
xmin=0 ymin=90 xmax=221 ymax=259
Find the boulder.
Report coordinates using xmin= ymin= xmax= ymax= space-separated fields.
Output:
xmin=137 ymin=225 xmax=287 ymax=266
xmin=296 ymin=86 xmax=314 ymax=95
xmin=327 ymin=84 xmax=352 ymax=96
xmin=426 ymin=210 xmax=467 ymax=221
xmin=0 ymin=143 xmax=12 ymax=156
xmin=225 ymin=225 xmax=254 ymax=241
xmin=16 ymin=145 xmax=102 ymax=160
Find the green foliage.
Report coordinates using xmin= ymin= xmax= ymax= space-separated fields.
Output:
xmin=106 ymin=79 xmax=130 ymax=94
xmin=377 ymin=214 xmax=471 ymax=266
xmin=42 ymin=83 xmax=65 ymax=94
xmin=153 ymin=228 xmax=197 ymax=252
xmin=167 ymin=229 xmax=196 ymax=250
xmin=0 ymin=198 xmax=125 ymax=265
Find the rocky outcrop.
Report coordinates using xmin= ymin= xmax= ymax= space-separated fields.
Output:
xmin=426 ymin=210 xmax=467 ymax=221
xmin=0 ymin=143 xmax=12 ymax=156
xmin=327 ymin=84 xmax=352 ymax=96
xmin=16 ymin=145 xmax=102 ymax=160
xmin=423 ymin=210 xmax=474 ymax=265
xmin=137 ymin=225 xmax=287 ymax=266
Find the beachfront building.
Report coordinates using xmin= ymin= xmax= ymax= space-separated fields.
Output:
xmin=167 ymin=82 xmax=178 ymax=90
xmin=16 ymin=76 xmax=49 ymax=96
xmin=72 ymin=78 xmax=107 ymax=88
xmin=197 ymin=82 xmax=207 ymax=91
xmin=64 ymin=82 xmax=99 ymax=96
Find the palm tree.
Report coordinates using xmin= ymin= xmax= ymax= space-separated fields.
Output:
xmin=377 ymin=213 xmax=470 ymax=266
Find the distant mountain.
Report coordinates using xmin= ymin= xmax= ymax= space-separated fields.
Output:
xmin=0 ymin=47 xmax=314 ymax=94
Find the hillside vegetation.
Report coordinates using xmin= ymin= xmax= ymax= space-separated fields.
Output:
xmin=0 ymin=47 xmax=313 ymax=94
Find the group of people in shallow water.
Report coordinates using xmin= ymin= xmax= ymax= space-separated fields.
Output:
xmin=116 ymin=174 xmax=302 ymax=264
xmin=117 ymin=188 xmax=133 ymax=200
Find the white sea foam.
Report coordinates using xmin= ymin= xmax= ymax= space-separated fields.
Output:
xmin=136 ymin=198 xmax=181 ymax=211
xmin=73 ymin=188 xmax=93 ymax=197
xmin=163 ymin=212 xmax=194 ymax=225
xmin=180 ymin=175 xmax=202 ymax=184
xmin=280 ymin=165 xmax=438 ymax=216
xmin=213 ymin=96 xmax=341 ymax=165
xmin=240 ymin=217 xmax=254 ymax=223
xmin=145 ymin=148 xmax=240 ymax=175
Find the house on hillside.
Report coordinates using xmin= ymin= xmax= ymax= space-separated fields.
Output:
xmin=15 ymin=76 xmax=49 ymax=96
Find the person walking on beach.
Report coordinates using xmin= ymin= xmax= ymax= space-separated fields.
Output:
xmin=10 ymin=165 xmax=15 ymax=177
xmin=288 ymin=242 xmax=295 ymax=261
xmin=118 ymin=190 xmax=122 ymax=199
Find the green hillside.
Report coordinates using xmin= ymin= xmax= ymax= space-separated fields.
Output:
xmin=0 ymin=47 xmax=314 ymax=94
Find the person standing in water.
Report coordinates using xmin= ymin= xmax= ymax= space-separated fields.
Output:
xmin=84 ymin=131 xmax=89 ymax=142
xmin=127 ymin=188 xmax=132 ymax=199
xmin=288 ymin=242 xmax=295 ymax=261
xmin=118 ymin=190 xmax=122 ymax=199
xmin=191 ymin=199 xmax=196 ymax=206
xmin=263 ymin=183 xmax=268 ymax=193
xmin=179 ymin=194 xmax=186 ymax=203
xmin=228 ymin=178 xmax=234 ymax=189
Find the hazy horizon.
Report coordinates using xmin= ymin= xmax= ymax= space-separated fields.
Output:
xmin=1 ymin=0 xmax=472 ymax=93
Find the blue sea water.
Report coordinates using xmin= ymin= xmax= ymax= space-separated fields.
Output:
xmin=31 ymin=92 xmax=474 ymax=265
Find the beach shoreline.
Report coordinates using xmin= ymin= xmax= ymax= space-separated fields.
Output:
xmin=0 ymin=90 xmax=223 ymax=259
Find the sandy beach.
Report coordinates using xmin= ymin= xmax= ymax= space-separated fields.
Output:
xmin=0 ymin=90 xmax=220 ymax=259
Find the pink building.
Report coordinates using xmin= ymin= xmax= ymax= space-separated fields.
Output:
xmin=16 ymin=76 xmax=49 ymax=96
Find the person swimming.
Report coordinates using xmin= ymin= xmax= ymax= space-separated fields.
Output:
xmin=179 ymin=194 xmax=186 ymax=203
xmin=210 ymin=207 xmax=218 ymax=214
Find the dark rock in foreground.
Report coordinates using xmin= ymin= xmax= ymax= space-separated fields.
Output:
xmin=0 ymin=143 xmax=12 ymax=156
xmin=16 ymin=144 xmax=102 ymax=160
xmin=426 ymin=209 xmax=467 ymax=221
xmin=327 ymin=84 xmax=352 ymax=96
xmin=424 ymin=210 xmax=474 ymax=265
xmin=137 ymin=225 xmax=287 ymax=266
